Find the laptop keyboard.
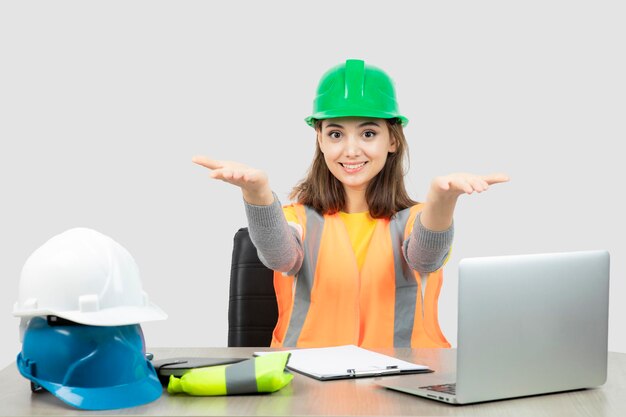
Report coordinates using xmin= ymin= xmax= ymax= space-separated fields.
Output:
xmin=420 ymin=383 xmax=456 ymax=395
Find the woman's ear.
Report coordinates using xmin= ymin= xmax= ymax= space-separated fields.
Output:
xmin=386 ymin=122 xmax=398 ymax=153
xmin=389 ymin=137 xmax=397 ymax=153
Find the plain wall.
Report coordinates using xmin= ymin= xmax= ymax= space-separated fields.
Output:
xmin=1 ymin=0 xmax=624 ymax=369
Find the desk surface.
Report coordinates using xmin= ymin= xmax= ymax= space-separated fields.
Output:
xmin=1 ymin=347 xmax=624 ymax=417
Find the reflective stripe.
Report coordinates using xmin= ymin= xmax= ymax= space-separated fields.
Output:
xmin=284 ymin=206 xmax=324 ymax=346
xmin=420 ymin=272 xmax=428 ymax=320
xmin=225 ymin=358 xmax=258 ymax=394
xmin=390 ymin=208 xmax=418 ymax=347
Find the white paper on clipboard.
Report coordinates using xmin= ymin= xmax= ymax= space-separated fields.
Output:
xmin=254 ymin=345 xmax=431 ymax=380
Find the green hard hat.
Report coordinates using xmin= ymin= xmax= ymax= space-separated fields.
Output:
xmin=305 ymin=59 xmax=408 ymax=127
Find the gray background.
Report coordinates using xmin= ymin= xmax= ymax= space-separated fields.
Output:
xmin=1 ymin=0 xmax=624 ymax=369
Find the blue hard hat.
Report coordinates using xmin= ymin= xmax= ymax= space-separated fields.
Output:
xmin=17 ymin=317 xmax=162 ymax=410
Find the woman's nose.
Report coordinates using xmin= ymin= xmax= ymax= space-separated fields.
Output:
xmin=344 ymin=136 xmax=361 ymax=157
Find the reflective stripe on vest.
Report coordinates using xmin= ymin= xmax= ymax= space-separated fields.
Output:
xmin=225 ymin=358 xmax=258 ymax=394
xmin=389 ymin=207 xmax=417 ymax=347
xmin=284 ymin=207 xmax=324 ymax=346
xmin=272 ymin=204 xmax=450 ymax=349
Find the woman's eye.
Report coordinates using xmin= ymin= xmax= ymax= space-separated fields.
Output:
xmin=363 ymin=131 xmax=376 ymax=138
xmin=329 ymin=132 xmax=342 ymax=139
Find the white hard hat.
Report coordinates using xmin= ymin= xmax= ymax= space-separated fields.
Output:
xmin=13 ymin=228 xmax=167 ymax=326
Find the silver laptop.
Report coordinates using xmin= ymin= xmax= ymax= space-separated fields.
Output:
xmin=379 ymin=250 xmax=610 ymax=404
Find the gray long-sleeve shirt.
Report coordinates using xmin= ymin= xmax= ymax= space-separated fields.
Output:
xmin=244 ymin=194 xmax=453 ymax=275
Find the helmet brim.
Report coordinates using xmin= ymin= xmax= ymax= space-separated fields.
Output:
xmin=13 ymin=302 xmax=168 ymax=326
xmin=17 ymin=358 xmax=163 ymax=410
xmin=305 ymin=111 xmax=408 ymax=128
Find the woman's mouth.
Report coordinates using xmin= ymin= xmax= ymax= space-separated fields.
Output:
xmin=339 ymin=161 xmax=367 ymax=173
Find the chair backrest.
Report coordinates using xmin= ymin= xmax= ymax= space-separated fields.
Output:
xmin=227 ymin=228 xmax=278 ymax=347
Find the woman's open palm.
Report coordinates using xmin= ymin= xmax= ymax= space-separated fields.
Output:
xmin=430 ymin=172 xmax=510 ymax=198
xmin=192 ymin=156 xmax=269 ymax=194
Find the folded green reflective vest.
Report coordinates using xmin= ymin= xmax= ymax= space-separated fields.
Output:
xmin=168 ymin=352 xmax=293 ymax=396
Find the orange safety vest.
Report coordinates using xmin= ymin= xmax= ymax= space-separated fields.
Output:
xmin=271 ymin=204 xmax=450 ymax=349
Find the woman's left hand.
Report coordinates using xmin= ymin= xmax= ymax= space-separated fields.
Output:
xmin=420 ymin=172 xmax=510 ymax=231
xmin=428 ymin=172 xmax=510 ymax=200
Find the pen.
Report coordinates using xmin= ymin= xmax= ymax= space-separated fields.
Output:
xmin=346 ymin=366 xmax=400 ymax=377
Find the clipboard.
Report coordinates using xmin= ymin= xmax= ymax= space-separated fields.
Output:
xmin=254 ymin=345 xmax=432 ymax=381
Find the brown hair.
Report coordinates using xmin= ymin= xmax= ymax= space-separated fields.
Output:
xmin=289 ymin=118 xmax=418 ymax=219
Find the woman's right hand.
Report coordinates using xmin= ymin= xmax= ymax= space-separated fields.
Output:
xmin=192 ymin=155 xmax=274 ymax=205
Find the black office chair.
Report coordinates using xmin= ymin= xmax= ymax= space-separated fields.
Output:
xmin=227 ymin=228 xmax=278 ymax=347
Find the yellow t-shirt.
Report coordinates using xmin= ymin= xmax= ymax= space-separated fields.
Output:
xmin=283 ymin=205 xmax=452 ymax=272
xmin=283 ymin=206 xmax=376 ymax=271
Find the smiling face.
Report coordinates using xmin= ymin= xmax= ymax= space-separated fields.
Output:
xmin=317 ymin=117 xmax=397 ymax=195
